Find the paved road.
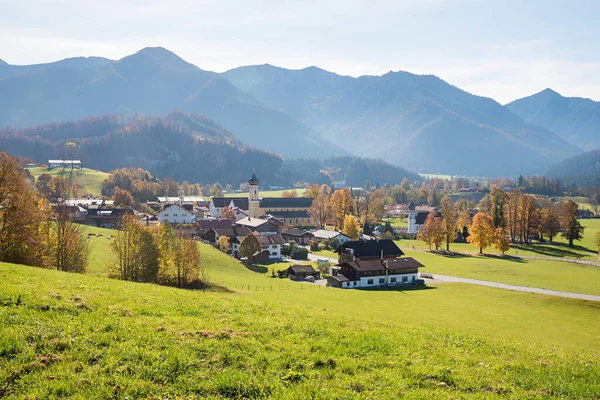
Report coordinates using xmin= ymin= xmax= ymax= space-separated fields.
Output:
xmin=305 ymin=253 xmax=600 ymax=301
xmin=426 ymin=274 xmax=600 ymax=301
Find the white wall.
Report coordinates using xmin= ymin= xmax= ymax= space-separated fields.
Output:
xmin=159 ymin=205 xmax=195 ymax=224
xmin=261 ymin=244 xmax=281 ymax=259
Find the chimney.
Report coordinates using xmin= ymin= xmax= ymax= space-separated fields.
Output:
xmin=381 ymin=249 xmax=383 ymax=260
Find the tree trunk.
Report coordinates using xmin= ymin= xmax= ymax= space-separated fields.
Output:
xmin=479 ymin=247 xmax=483 ymax=254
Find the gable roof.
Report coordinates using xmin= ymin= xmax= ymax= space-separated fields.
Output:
xmin=313 ymin=229 xmax=346 ymax=240
xmin=267 ymin=210 xmax=310 ymax=219
xmin=387 ymin=257 xmax=424 ymax=270
xmin=213 ymin=225 xmax=253 ymax=239
xmin=211 ymin=197 xmax=249 ymax=209
xmin=282 ymin=228 xmax=313 ymax=237
xmin=259 ymin=197 xmax=313 ymax=209
xmin=336 ymin=240 xmax=404 ymax=258
xmin=415 ymin=212 xmax=429 ymax=225
xmin=341 ymin=257 xmax=423 ymax=272
xmin=256 ymin=234 xmax=286 ymax=245
xmin=235 ymin=217 xmax=270 ymax=228
xmin=159 ymin=204 xmax=192 ymax=214
xmin=288 ymin=265 xmax=318 ymax=274
xmin=342 ymin=259 xmax=387 ymax=272
xmin=196 ymin=219 xmax=236 ymax=233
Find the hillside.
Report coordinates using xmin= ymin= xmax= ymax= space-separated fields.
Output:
xmin=27 ymin=167 xmax=109 ymax=197
xmin=0 ymin=112 xmax=284 ymax=185
xmin=224 ymin=65 xmax=580 ymax=176
xmin=547 ymin=149 xmax=600 ymax=187
xmin=507 ymin=89 xmax=600 ymax=150
xmin=1 ymin=243 xmax=599 ymax=397
xmin=0 ymin=47 xmax=343 ymax=159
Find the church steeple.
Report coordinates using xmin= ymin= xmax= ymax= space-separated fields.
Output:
xmin=248 ymin=172 xmax=259 ymax=218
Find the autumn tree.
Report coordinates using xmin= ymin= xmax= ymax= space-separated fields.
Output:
xmin=110 ymin=214 xmax=159 ymax=282
xmin=329 ymin=188 xmax=354 ymax=229
xmin=561 ymin=200 xmax=584 ymax=247
xmin=113 ymin=187 xmax=134 ymax=207
xmin=493 ymin=228 xmax=510 ymax=255
xmin=52 ymin=194 xmax=89 ymax=273
xmin=225 ymin=184 xmax=232 ymax=194
xmin=210 ymin=183 xmax=223 ymax=197
xmin=440 ymin=196 xmax=457 ymax=251
xmin=0 ymin=151 xmax=51 ymax=268
xmin=36 ymin=173 xmax=55 ymax=199
xmin=173 ymin=234 xmax=201 ymax=288
xmin=239 ymin=234 xmax=261 ymax=262
xmin=468 ymin=212 xmax=495 ymax=254
xmin=342 ymin=215 xmax=360 ymax=240
xmin=417 ymin=212 xmax=444 ymax=250
xmin=309 ymin=193 xmax=330 ymax=229
xmin=304 ymin=184 xmax=321 ymax=199
xmin=540 ymin=204 xmax=561 ymax=242
xmin=595 ymin=231 xmax=600 ymax=254
xmin=220 ymin=206 xmax=236 ymax=220
xmin=457 ymin=210 xmax=472 ymax=239
xmin=218 ymin=235 xmax=230 ymax=253
xmin=281 ymin=190 xmax=298 ymax=198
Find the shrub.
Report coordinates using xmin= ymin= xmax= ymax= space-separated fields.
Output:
xmin=290 ymin=247 xmax=308 ymax=260
xmin=309 ymin=240 xmax=319 ymax=251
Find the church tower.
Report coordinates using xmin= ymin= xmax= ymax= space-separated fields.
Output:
xmin=407 ymin=201 xmax=417 ymax=234
xmin=248 ymin=173 xmax=260 ymax=218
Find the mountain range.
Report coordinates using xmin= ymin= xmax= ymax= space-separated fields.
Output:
xmin=0 ymin=47 xmax=595 ymax=177
xmin=546 ymin=149 xmax=600 ymax=188
xmin=0 ymin=112 xmax=419 ymax=187
xmin=507 ymin=89 xmax=600 ymax=150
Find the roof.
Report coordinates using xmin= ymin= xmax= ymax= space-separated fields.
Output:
xmin=415 ymin=213 xmax=429 ymax=225
xmin=328 ymin=274 xmax=351 ymax=282
xmin=267 ymin=210 xmax=310 ymax=219
xmin=387 ymin=257 xmax=425 ymax=270
xmin=159 ymin=204 xmax=192 ymax=214
xmin=235 ymin=217 xmax=270 ymax=228
xmin=336 ymin=240 xmax=404 ymax=258
xmin=256 ymin=234 xmax=286 ymax=245
xmin=249 ymin=173 xmax=259 ymax=185
xmin=288 ymin=265 xmax=318 ymax=274
xmin=211 ymin=197 xmax=249 ymax=209
xmin=158 ymin=196 xmax=204 ymax=203
xmin=64 ymin=198 xmax=113 ymax=206
xmin=282 ymin=228 xmax=313 ymax=237
xmin=196 ymin=219 xmax=236 ymax=232
xmin=313 ymin=229 xmax=346 ymax=240
xmin=342 ymin=259 xmax=387 ymax=272
xmin=213 ymin=226 xmax=253 ymax=239
xmin=259 ymin=197 xmax=313 ymax=209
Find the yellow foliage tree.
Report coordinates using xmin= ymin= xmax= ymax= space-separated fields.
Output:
xmin=218 ymin=235 xmax=230 ymax=253
xmin=420 ymin=211 xmax=444 ymax=250
xmin=342 ymin=214 xmax=360 ymax=240
xmin=493 ymin=228 xmax=510 ymax=255
xmin=468 ymin=212 xmax=495 ymax=254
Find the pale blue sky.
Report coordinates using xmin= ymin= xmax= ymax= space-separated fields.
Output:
xmin=1 ymin=0 xmax=599 ymax=103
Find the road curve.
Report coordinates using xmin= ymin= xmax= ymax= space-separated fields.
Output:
xmin=426 ymin=274 xmax=600 ymax=302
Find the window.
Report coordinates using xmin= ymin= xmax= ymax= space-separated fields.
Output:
xmin=390 ymin=277 xmax=397 ymax=283
xmin=402 ymin=276 xmax=408 ymax=283
xmin=367 ymin=279 xmax=374 ymax=285
xmin=411 ymin=276 xmax=415 ymax=282
xmin=271 ymin=245 xmax=277 ymax=249
xmin=353 ymin=281 xmax=357 ymax=286
xmin=379 ymin=278 xmax=385 ymax=284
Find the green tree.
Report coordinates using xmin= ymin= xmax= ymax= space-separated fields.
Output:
xmin=111 ymin=214 xmax=159 ymax=282
xmin=489 ymin=187 xmax=507 ymax=228
xmin=364 ymin=179 xmax=371 ymax=191
xmin=239 ymin=234 xmax=261 ymax=263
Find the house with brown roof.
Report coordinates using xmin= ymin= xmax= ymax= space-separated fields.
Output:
xmin=281 ymin=228 xmax=314 ymax=245
xmin=328 ymin=257 xmax=424 ymax=289
xmin=335 ymin=239 xmax=404 ymax=263
xmin=287 ymin=265 xmax=320 ymax=281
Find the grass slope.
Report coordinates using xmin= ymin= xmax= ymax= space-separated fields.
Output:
xmin=1 ymin=261 xmax=599 ymax=398
xmin=28 ymin=167 xmax=109 ymax=197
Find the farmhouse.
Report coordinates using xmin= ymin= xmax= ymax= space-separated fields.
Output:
xmin=209 ymin=197 xmax=249 ymax=218
xmin=82 ymin=207 xmax=134 ymax=229
xmin=65 ymin=197 xmax=114 ymax=207
xmin=48 ymin=160 xmax=81 ymax=169
xmin=203 ymin=225 xmax=253 ymax=251
xmin=328 ymin=257 xmax=424 ymax=288
xmin=287 ymin=265 xmax=320 ymax=281
xmin=281 ymin=228 xmax=314 ymax=245
xmin=158 ymin=204 xmax=196 ymax=224
xmin=312 ymin=229 xmax=350 ymax=245
xmin=233 ymin=234 xmax=286 ymax=260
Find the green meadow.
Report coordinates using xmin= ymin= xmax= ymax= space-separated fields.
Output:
xmin=1 ymin=225 xmax=600 ymax=398
xmin=28 ymin=167 xmax=109 ymax=197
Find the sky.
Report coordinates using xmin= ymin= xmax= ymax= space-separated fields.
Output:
xmin=1 ymin=0 xmax=599 ymax=103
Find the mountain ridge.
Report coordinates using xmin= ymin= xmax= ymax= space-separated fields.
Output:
xmin=507 ymin=89 xmax=600 ymax=150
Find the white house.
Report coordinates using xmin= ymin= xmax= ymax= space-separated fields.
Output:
xmin=312 ymin=229 xmax=351 ymax=245
xmin=48 ymin=160 xmax=81 ymax=169
xmin=256 ymin=234 xmax=286 ymax=259
xmin=158 ymin=196 xmax=204 ymax=205
xmin=158 ymin=204 xmax=196 ymax=224
xmin=327 ymin=258 xmax=424 ymax=289
xmin=209 ymin=197 xmax=249 ymax=218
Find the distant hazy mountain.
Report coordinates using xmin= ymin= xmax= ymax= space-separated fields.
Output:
xmin=546 ymin=149 xmax=600 ymax=187
xmin=0 ymin=112 xmax=417 ymax=187
xmin=0 ymin=59 xmax=8 ymax=66
xmin=223 ymin=65 xmax=580 ymax=176
xmin=506 ymin=89 xmax=600 ymax=150
xmin=0 ymin=48 xmax=343 ymax=159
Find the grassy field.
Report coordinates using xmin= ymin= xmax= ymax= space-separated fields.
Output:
xmin=2 ymin=226 xmax=600 ymax=397
xmin=1 ymin=255 xmax=600 ymax=398
xmin=27 ymin=167 xmax=109 ymax=197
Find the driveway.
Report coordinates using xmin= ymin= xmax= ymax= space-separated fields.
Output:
xmin=424 ymin=273 xmax=600 ymax=302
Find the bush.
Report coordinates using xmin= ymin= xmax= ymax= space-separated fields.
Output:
xmin=281 ymin=244 xmax=293 ymax=257
xmin=290 ymin=247 xmax=308 ymax=260
xmin=309 ymin=240 xmax=319 ymax=251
